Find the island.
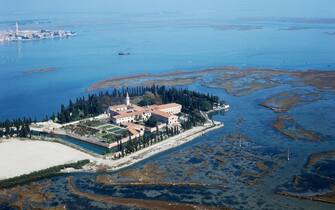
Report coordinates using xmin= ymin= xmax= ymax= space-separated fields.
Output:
xmin=0 ymin=22 xmax=75 ymax=42
xmin=0 ymin=86 xmax=228 ymax=183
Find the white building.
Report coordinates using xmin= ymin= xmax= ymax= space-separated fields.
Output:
xmin=108 ymin=93 xmax=182 ymax=127
xmin=152 ymin=103 xmax=182 ymax=115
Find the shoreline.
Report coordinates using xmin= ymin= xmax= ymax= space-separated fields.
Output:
xmin=85 ymin=121 xmax=224 ymax=172
xmin=0 ymin=119 xmax=223 ymax=182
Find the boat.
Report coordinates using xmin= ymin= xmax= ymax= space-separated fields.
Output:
xmin=118 ymin=51 xmax=130 ymax=56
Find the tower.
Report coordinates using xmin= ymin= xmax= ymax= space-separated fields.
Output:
xmin=15 ymin=21 xmax=19 ymax=36
xmin=125 ymin=92 xmax=130 ymax=106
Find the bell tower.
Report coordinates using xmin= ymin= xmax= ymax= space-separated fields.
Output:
xmin=125 ymin=92 xmax=130 ymax=106
xmin=15 ymin=22 xmax=19 ymax=36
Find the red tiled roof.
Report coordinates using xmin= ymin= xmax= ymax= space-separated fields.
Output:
xmin=111 ymin=103 xmax=180 ymax=120
xmin=122 ymin=122 xmax=144 ymax=131
xmin=152 ymin=110 xmax=173 ymax=118
xmin=112 ymin=111 xmax=139 ymax=119
xmin=128 ymin=127 xmax=139 ymax=136
xmin=156 ymin=103 xmax=181 ymax=110
xmin=110 ymin=104 xmax=127 ymax=109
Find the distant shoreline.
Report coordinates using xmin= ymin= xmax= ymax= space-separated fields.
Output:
xmin=24 ymin=67 xmax=57 ymax=74
xmin=86 ymin=67 xmax=335 ymax=98
xmin=86 ymin=66 xmax=239 ymax=91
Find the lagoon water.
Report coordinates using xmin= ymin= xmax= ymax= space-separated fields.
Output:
xmin=1 ymin=0 xmax=335 ymax=120
xmin=1 ymin=1 xmax=335 ymax=209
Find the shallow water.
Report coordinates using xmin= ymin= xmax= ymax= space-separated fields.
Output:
xmin=1 ymin=0 xmax=335 ymax=120
xmin=1 ymin=1 xmax=335 ymax=209
xmin=1 ymin=81 xmax=334 ymax=209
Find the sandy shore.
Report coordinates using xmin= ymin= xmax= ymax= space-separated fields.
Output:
xmin=0 ymin=139 xmax=93 ymax=180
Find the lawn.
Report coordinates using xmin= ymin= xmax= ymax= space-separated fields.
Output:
xmin=81 ymin=120 xmax=106 ymax=128
xmin=96 ymin=124 xmax=116 ymax=130
xmin=107 ymin=127 xmax=121 ymax=132
xmin=113 ymin=129 xmax=129 ymax=137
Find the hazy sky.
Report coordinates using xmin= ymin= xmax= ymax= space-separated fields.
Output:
xmin=1 ymin=0 xmax=334 ymax=20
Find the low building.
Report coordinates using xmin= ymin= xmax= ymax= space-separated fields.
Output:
xmin=108 ymin=93 xmax=182 ymax=127
xmin=122 ymin=122 xmax=145 ymax=138
xmin=109 ymin=104 xmax=128 ymax=115
xmin=151 ymin=110 xmax=179 ymax=126
xmin=153 ymin=103 xmax=182 ymax=115
xmin=111 ymin=112 xmax=137 ymax=124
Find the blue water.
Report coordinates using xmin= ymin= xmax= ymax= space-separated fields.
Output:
xmin=1 ymin=2 xmax=335 ymax=209
xmin=1 ymin=0 xmax=335 ymax=120
xmin=57 ymin=135 xmax=109 ymax=155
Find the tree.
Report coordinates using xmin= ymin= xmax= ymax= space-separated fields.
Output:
xmin=145 ymin=116 xmax=158 ymax=128
xmin=0 ymin=85 xmax=221 ymax=141
xmin=138 ymin=92 xmax=156 ymax=106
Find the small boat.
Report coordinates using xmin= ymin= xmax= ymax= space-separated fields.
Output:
xmin=118 ymin=51 xmax=130 ymax=56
